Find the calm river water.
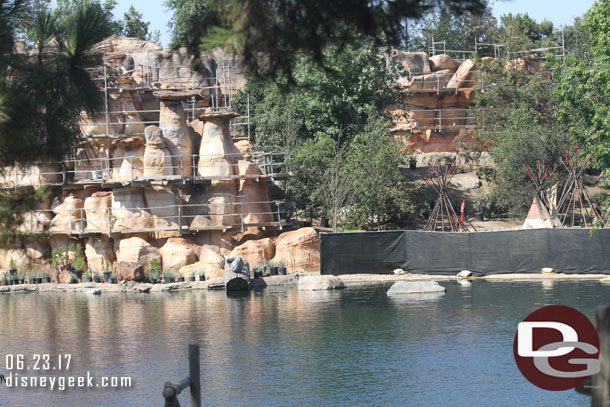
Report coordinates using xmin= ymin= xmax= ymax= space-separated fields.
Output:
xmin=0 ymin=280 xmax=605 ymax=406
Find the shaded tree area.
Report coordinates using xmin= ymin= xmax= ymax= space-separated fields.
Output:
xmin=234 ymin=45 xmax=415 ymax=230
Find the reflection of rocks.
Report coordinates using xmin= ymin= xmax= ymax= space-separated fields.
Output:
xmin=272 ymin=227 xmax=320 ymax=273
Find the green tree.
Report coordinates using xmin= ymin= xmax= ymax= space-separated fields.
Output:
xmin=496 ymin=13 xmax=557 ymax=53
xmin=120 ymin=5 xmax=149 ymax=40
xmin=472 ymin=60 xmax=571 ymax=215
xmin=0 ymin=1 xmax=114 ymax=240
xmin=165 ymin=0 xmax=217 ymax=55
xmin=553 ymin=0 xmax=610 ymax=170
xmin=199 ymin=0 xmax=486 ymax=80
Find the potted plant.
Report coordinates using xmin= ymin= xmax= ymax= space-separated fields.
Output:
xmin=9 ymin=259 xmax=17 ymax=276
xmin=267 ymin=261 xmax=278 ymax=276
xmin=197 ymin=271 xmax=205 ymax=282
xmin=473 ymin=200 xmax=485 ymax=222
xmin=252 ymin=266 xmax=263 ymax=279
xmin=278 ymin=261 xmax=287 ymax=276
xmin=69 ymin=272 xmax=78 ymax=284
xmin=93 ymin=272 xmax=101 ymax=283
xmin=109 ymin=273 xmax=117 ymax=284
xmin=149 ymin=268 xmax=160 ymax=284
xmin=176 ymin=273 xmax=185 ymax=282
xmin=5 ymin=274 xmax=13 ymax=286
xmin=103 ymin=259 xmax=112 ymax=283
xmin=83 ymin=271 xmax=92 ymax=283
xmin=43 ymin=272 xmax=51 ymax=283
xmin=16 ymin=270 xmax=25 ymax=284
xmin=188 ymin=272 xmax=195 ymax=282
xmin=35 ymin=272 xmax=42 ymax=284
xmin=163 ymin=272 xmax=174 ymax=283
xmin=72 ymin=245 xmax=86 ymax=280
xmin=409 ymin=156 xmax=417 ymax=170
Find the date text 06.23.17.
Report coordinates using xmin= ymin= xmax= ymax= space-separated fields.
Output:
xmin=5 ymin=354 xmax=71 ymax=371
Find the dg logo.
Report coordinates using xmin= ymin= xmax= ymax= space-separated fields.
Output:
xmin=513 ymin=305 xmax=600 ymax=391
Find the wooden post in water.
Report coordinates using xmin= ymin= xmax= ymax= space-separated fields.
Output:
xmin=592 ymin=305 xmax=610 ymax=407
xmin=162 ymin=342 xmax=201 ymax=407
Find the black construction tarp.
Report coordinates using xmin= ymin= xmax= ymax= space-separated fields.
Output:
xmin=320 ymin=229 xmax=610 ymax=275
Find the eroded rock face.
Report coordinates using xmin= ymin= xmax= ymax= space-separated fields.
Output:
xmin=115 ymin=237 xmax=160 ymax=274
xmin=159 ymin=238 xmax=198 ymax=272
xmin=390 ymin=50 xmax=431 ymax=74
xmin=230 ymin=238 xmax=275 ymax=268
xmin=116 ymin=261 xmax=145 ymax=281
xmin=407 ymin=70 xmax=454 ymax=91
xmin=112 ymin=187 xmax=153 ymax=232
xmin=198 ymin=112 xmax=241 ymax=180
xmin=236 ymin=160 xmax=274 ymax=225
xmin=85 ymin=236 xmax=115 ymax=274
xmin=429 ymin=54 xmax=460 ymax=71
xmin=143 ymin=126 xmax=173 ymax=177
xmin=111 ymin=137 xmax=145 ymax=180
xmin=157 ymin=97 xmax=195 ymax=176
xmin=447 ymin=59 xmax=476 ymax=89
xmin=272 ymin=227 xmax=320 ymax=274
xmin=84 ymin=191 xmax=113 ymax=233
xmin=50 ymin=195 xmax=85 ymax=233
xmin=144 ymin=188 xmax=180 ymax=238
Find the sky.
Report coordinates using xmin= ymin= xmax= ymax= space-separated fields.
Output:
xmin=111 ymin=0 xmax=599 ymax=49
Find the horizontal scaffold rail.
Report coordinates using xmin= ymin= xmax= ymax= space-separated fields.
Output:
xmin=0 ymin=152 xmax=290 ymax=190
xmin=23 ymin=200 xmax=287 ymax=236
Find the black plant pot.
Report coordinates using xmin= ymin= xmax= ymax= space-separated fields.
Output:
xmin=110 ymin=277 xmax=117 ymax=284
xmin=103 ymin=272 xmax=111 ymax=283
xmin=93 ymin=276 xmax=100 ymax=283
xmin=36 ymin=278 xmax=42 ymax=284
xmin=198 ymin=275 xmax=205 ymax=282
xmin=84 ymin=277 xmax=92 ymax=283
xmin=321 ymin=217 xmax=330 ymax=228
xmin=253 ymin=271 xmax=262 ymax=279
xmin=271 ymin=267 xmax=279 ymax=276
xmin=18 ymin=279 xmax=24 ymax=284
xmin=9 ymin=268 xmax=17 ymax=276
xmin=69 ymin=278 xmax=77 ymax=284
xmin=475 ymin=212 xmax=484 ymax=222
xmin=44 ymin=277 xmax=51 ymax=283
xmin=409 ymin=161 xmax=417 ymax=170
xmin=177 ymin=276 xmax=185 ymax=282
xmin=278 ymin=267 xmax=287 ymax=276
xmin=189 ymin=277 xmax=195 ymax=282
xmin=74 ymin=270 xmax=83 ymax=280
xmin=165 ymin=277 xmax=174 ymax=283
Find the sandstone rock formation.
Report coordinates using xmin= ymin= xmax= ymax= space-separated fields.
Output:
xmin=111 ymin=137 xmax=145 ymax=180
xmin=155 ymin=91 xmax=196 ymax=176
xmin=272 ymin=227 xmax=320 ymax=273
xmin=429 ymin=54 xmax=460 ymax=71
xmin=298 ymin=275 xmax=344 ymax=291
xmin=144 ymin=188 xmax=180 ymax=238
xmin=50 ymin=195 xmax=85 ymax=233
xmin=112 ymin=187 xmax=153 ymax=231
xmin=391 ymin=50 xmax=430 ymax=73
xmin=84 ymin=191 xmax=113 ymax=233
xmin=236 ymin=160 xmax=274 ymax=225
xmin=230 ymin=238 xmax=275 ymax=268
xmin=447 ymin=59 xmax=477 ymax=89
xmin=85 ymin=237 xmax=115 ymax=274
xmin=159 ymin=238 xmax=198 ymax=272
xmin=115 ymin=237 xmax=161 ymax=274
xmin=143 ymin=126 xmax=173 ymax=177
xmin=197 ymin=110 xmax=241 ymax=179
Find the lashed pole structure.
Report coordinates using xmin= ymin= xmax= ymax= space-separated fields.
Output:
xmin=523 ymin=163 xmax=562 ymax=228
xmin=556 ymin=148 xmax=603 ymax=228
xmin=424 ymin=164 xmax=475 ymax=232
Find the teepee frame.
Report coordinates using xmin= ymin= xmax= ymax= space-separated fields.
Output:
xmin=556 ymin=148 xmax=603 ymax=228
xmin=424 ymin=164 xmax=475 ymax=232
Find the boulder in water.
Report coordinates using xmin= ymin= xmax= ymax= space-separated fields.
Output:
xmin=387 ymin=281 xmax=446 ymax=295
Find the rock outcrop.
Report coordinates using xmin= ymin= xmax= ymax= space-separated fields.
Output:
xmin=143 ymin=126 xmax=173 ymax=177
xmin=298 ymin=275 xmax=344 ymax=291
xmin=272 ymin=227 xmax=320 ymax=273
xmin=84 ymin=191 xmax=113 ymax=233
xmin=230 ymin=238 xmax=275 ymax=268
xmin=112 ymin=187 xmax=153 ymax=231
xmin=85 ymin=237 xmax=115 ymax=274
xmin=115 ymin=237 xmax=161 ymax=274
xmin=197 ymin=111 xmax=241 ymax=179
xmin=50 ymin=195 xmax=85 ymax=233
xmin=159 ymin=238 xmax=198 ymax=272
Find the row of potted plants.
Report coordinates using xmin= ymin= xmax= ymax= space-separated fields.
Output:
xmin=252 ymin=261 xmax=287 ymax=279
xmin=147 ymin=259 xmax=205 ymax=284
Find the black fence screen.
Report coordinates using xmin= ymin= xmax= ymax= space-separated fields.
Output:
xmin=320 ymin=229 xmax=610 ymax=275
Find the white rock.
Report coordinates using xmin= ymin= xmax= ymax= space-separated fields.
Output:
xmin=393 ymin=268 xmax=407 ymax=275
xmin=387 ymin=281 xmax=446 ymax=295
xmin=541 ymin=267 xmax=555 ymax=274
xmin=86 ymin=289 xmax=101 ymax=295
xmin=450 ymin=173 xmax=481 ymax=190
xmin=457 ymin=270 xmax=473 ymax=278
xmin=298 ymin=275 xmax=345 ymax=291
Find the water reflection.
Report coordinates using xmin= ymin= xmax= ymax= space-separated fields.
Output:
xmin=0 ymin=281 xmax=598 ymax=406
